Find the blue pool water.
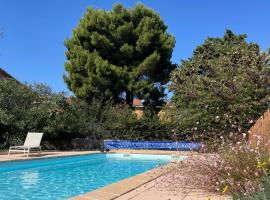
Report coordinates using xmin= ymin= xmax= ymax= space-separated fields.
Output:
xmin=0 ymin=153 xmax=180 ymax=200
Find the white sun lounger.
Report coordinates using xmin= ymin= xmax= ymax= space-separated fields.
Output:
xmin=8 ymin=132 xmax=44 ymax=157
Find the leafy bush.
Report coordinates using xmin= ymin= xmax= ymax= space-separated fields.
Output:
xmin=233 ymin=175 xmax=270 ymax=200
xmin=0 ymin=79 xmax=175 ymax=149
xmin=0 ymin=80 xmax=46 ymax=147
xmin=202 ymin=136 xmax=270 ymax=196
xmin=102 ymin=105 xmax=174 ymax=140
xmin=170 ymin=30 xmax=270 ymax=139
xmin=0 ymin=80 xmax=106 ymax=149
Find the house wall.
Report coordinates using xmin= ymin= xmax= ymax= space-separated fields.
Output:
xmin=133 ymin=108 xmax=144 ymax=119
xmin=0 ymin=68 xmax=14 ymax=80
xmin=133 ymin=107 xmax=172 ymax=121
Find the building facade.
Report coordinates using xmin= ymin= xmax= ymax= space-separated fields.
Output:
xmin=0 ymin=68 xmax=14 ymax=80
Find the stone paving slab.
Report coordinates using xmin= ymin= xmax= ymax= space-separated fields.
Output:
xmin=115 ymin=176 xmax=232 ymax=200
xmin=0 ymin=149 xmax=193 ymax=163
xmin=0 ymin=150 xmax=99 ymax=162
xmin=78 ymin=190 xmax=119 ymax=200
xmin=114 ymin=153 xmax=232 ymax=200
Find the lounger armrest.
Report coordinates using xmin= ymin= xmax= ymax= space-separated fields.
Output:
xmin=9 ymin=146 xmax=25 ymax=149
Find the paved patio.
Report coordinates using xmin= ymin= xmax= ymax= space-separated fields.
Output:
xmin=0 ymin=149 xmax=193 ymax=162
xmin=115 ymin=175 xmax=231 ymax=200
xmin=115 ymin=153 xmax=232 ymax=200
xmin=0 ymin=150 xmax=99 ymax=162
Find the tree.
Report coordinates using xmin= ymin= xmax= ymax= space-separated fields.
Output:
xmin=64 ymin=4 xmax=175 ymax=106
xmin=0 ymin=79 xmax=175 ymax=149
xmin=170 ymin=30 xmax=270 ymax=139
xmin=0 ymin=80 xmax=33 ymax=147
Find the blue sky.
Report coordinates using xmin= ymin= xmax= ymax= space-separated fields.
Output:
xmin=0 ymin=0 xmax=270 ymax=93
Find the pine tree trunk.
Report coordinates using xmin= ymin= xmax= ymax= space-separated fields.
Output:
xmin=126 ymin=91 xmax=133 ymax=106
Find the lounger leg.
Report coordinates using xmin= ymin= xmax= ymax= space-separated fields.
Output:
xmin=27 ymin=148 xmax=30 ymax=158
xmin=8 ymin=147 xmax=11 ymax=157
xmin=39 ymin=147 xmax=41 ymax=155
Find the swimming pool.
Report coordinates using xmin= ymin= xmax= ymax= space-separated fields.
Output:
xmin=0 ymin=153 xmax=181 ymax=200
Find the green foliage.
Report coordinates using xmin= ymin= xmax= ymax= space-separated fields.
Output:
xmin=170 ymin=30 xmax=270 ymax=138
xmin=234 ymin=175 xmax=270 ymax=200
xmin=0 ymin=80 xmax=104 ymax=149
xmin=200 ymin=137 xmax=270 ymax=197
xmin=0 ymin=80 xmax=75 ymax=147
xmin=0 ymin=80 xmax=33 ymax=147
xmin=0 ymin=79 xmax=173 ymax=149
xmin=64 ymin=3 xmax=175 ymax=106
xmin=103 ymin=105 xmax=174 ymax=140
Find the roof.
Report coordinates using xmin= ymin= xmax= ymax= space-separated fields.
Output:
xmin=0 ymin=68 xmax=14 ymax=80
xmin=133 ymin=98 xmax=144 ymax=107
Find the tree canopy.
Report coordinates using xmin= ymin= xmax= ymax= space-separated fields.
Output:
xmin=64 ymin=4 xmax=175 ymax=106
xmin=0 ymin=79 xmax=174 ymax=149
xmin=170 ymin=30 xmax=270 ymax=138
xmin=0 ymin=80 xmax=102 ymax=148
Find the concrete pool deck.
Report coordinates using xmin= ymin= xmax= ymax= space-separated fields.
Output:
xmin=115 ymin=177 xmax=232 ymax=200
xmin=0 ymin=149 xmax=193 ymax=162
xmin=0 ymin=149 xmax=187 ymax=162
xmin=0 ymin=150 xmax=99 ymax=162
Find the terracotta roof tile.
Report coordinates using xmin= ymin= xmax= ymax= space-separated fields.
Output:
xmin=0 ymin=68 xmax=14 ymax=79
xmin=133 ymin=98 xmax=143 ymax=107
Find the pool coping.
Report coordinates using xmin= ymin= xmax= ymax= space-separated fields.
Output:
xmin=68 ymin=155 xmax=182 ymax=200
xmin=0 ymin=149 xmax=195 ymax=163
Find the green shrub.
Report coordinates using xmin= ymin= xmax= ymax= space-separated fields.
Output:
xmin=102 ymin=104 xmax=175 ymax=140
xmin=0 ymin=79 xmax=174 ymax=149
xmin=0 ymin=80 xmax=106 ymax=149
xmin=203 ymin=136 xmax=270 ymax=196
xmin=0 ymin=80 xmax=36 ymax=147
xmin=233 ymin=175 xmax=270 ymax=200
xmin=170 ymin=30 xmax=270 ymax=139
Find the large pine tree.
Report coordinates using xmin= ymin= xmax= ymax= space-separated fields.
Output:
xmin=64 ymin=4 xmax=175 ymax=106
